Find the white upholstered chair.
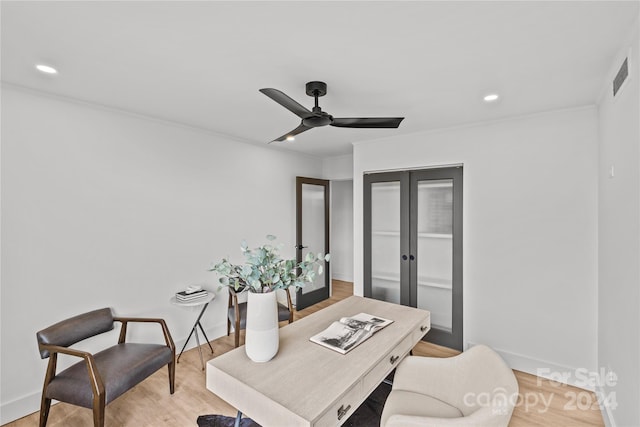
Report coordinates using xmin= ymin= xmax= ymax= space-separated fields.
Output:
xmin=381 ymin=344 xmax=518 ymax=427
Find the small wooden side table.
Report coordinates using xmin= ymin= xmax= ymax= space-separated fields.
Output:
xmin=170 ymin=292 xmax=215 ymax=370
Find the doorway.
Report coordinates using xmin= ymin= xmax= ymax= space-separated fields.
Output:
xmin=329 ymin=180 xmax=354 ymax=284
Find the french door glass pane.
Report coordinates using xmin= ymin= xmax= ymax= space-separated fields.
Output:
xmin=301 ymin=183 xmax=326 ymax=294
xmin=371 ymin=182 xmax=401 ymax=304
xmin=416 ymin=179 xmax=453 ymax=332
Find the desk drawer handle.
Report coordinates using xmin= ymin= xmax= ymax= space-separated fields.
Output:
xmin=420 ymin=325 xmax=428 ymax=332
xmin=390 ymin=355 xmax=400 ymax=364
xmin=337 ymin=404 xmax=351 ymax=420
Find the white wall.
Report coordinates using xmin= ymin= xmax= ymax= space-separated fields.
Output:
xmin=0 ymin=85 xmax=322 ymax=423
xmin=330 ymin=180 xmax=354 ymax=282
xmin=353 ymin=107 xmax=599 ymax=381
xmin=322 ymin=153 xmax=353 ymax=181
xmin=597 ymin=19 xmax=640 ymax=427
xmin=323 ymin=154 xmax=355 ymax=283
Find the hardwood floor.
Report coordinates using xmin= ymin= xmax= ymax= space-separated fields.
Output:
xmin=7 ymin=280 xmax=604 ymax=426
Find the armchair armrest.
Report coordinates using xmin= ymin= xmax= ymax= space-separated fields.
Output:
xmin=393 ymin=356 xmax=466 ymax=398
xmin=38 ymin=344 xmax=93 ymax=359
xmin=114 ymin=317 xmax=175 ymax=352
xmin=386 ymin=415 xmax=464 ymax=427
xmin=386 ymin=405 xmax=512 ymax=427
xmin=284 ymin=288 xmax=294 ymax=314
xmin=228 ymin=287 xmax=240 ymax=305
xmin=228 ymin=287 xmax=242 ymax=317
xmin=37 ymin=344 xmax=105 ymax=398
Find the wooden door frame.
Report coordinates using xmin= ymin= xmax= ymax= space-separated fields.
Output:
xmin=295 ymin=177 xmax=330 ymax=310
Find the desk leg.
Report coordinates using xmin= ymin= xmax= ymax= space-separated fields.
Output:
xmin=234 ymin=411 xmax=242 ymax=427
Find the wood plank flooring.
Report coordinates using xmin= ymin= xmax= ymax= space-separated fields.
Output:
xmin=6 ymin=280 xmax=604 ymax=426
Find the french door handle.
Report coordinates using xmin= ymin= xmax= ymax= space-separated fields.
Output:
xmin=401 ymin=255 xmax=408 ymax=261
xmin=409 ymin=255 xmax=415 ymax=261
xmin=295 ymin=244 xmax=308 ymax=250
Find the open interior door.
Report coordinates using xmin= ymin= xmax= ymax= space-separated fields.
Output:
xmin=295 ymin=177 xmax=330 ymax=310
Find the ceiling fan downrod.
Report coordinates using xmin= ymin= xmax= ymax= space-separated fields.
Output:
xmin=303 ymin=81 xmax=332 ymax=126
xmin=307 ymin=81 xmax=326 ymax=113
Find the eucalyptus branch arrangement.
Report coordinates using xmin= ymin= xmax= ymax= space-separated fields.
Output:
xmin=210 ymin=235 xmax=330 ymax=293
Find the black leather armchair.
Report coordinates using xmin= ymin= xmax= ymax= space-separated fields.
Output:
xmin=36 ymin=308 xmax=175 ymax=427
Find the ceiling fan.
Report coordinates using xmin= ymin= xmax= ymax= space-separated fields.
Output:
xmin=259 ymin=81 xmax=404 ymax=143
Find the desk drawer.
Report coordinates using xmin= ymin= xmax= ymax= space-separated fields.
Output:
xmin=362 ymin=334 xmax=414 ymax=393
xmin=414 ymin=319 xmax=430 ymax=342
xmin=315 ymin=380 xmax=362 ymax=427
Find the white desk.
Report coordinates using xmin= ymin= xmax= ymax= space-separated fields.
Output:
xmin=206 ymin=296 xmax=430 ymax=426
xmin=170 ymin=292 xmax=215 ymax=370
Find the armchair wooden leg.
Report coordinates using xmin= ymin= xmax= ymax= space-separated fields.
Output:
xmin=91 ymin=389 xmax=106 ymax=427
xmin=39 ymin=396 xmax=51 ymax=427
xmin=234 ymin=328 xmax=240 ymax=348
xmin=234 ymin=315 xmax=241 ymax=348
xmin=92 ymin=401 xmax=105 ymax=427
xmin=39 ymin=355 xmax=56 ymax=427
xmin=168 ymin=359 xmax=176 ymax=394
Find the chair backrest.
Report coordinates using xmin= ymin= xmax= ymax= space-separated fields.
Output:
xmin=228 ymin=287 xmax=293 ymax=311
xmin=281 ymin=288 xmax=293 ymax=311
xmin=452 ymin=345 xmax=519 ymax=416
xmin=36 ymin=308 xmax=114 ymax=359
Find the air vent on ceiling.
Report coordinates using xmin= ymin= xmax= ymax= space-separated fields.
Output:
xmin=613 ymin=57 xmax=629 ymax=97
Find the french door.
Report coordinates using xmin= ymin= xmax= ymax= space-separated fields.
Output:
xmin=295 ymin=177 xmax=330 ymax=310
xmin=364 ymin=166 xmax=463 ymax=350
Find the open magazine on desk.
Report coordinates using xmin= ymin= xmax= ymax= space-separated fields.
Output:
xmin=309 ymin=313 xmax=393 ymax=354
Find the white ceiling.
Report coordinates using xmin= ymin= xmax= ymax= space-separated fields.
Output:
xmin=2 ymin=1 xmax=638 ymax=157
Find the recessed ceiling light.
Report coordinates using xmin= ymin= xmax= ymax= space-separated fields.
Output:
xmin=285 ymin=136 xmax=295 ymax=142
xmin=36 ymin=64 xmax=58 ymax=74
xmin=483 ymin=94 xmax=499 ymax=102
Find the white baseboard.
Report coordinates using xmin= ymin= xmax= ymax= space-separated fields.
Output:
xmin=598 ymin=385 xmax=617 ymax=427
xmin=0 ymin=323 xmax=228 ymax=425
xmin=0 ymin=391 xmax=42 ymax=425
xmin=466 ymin=341 xmax=595 ymax=391
xmin=331 ymin=273 xmax=353 ymax=283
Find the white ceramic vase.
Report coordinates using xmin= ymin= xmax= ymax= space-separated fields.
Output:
xmin=245 ymin=291 xmax=279 ymax=362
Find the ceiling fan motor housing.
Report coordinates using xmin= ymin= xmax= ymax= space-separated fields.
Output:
xmin=303 ymin=112 xmax=332 ymax=127
xmin=306 ymin=81 xmax=327 ymax=97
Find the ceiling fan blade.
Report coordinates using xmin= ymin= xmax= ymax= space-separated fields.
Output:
xmin=268 ymin=123 xmax=313 ymax=143
xmin=260 ymin=88 xmax=313 ymax=119
xmin=331 ymin=117 xmax=404 ymax=128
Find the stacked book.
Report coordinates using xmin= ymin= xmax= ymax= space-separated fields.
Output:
xmin=176 ymin=287 xmax=208 ymax=302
